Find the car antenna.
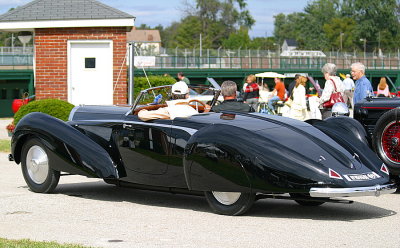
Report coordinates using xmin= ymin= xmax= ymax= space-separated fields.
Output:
xmin=134 ymin=48 xmax=156 ymax=97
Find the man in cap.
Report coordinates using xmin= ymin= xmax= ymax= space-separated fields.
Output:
xmin=342 ymin=73 xmax=355 ymax=109
xmin=138 ymin=81 xmax=202 ymax=121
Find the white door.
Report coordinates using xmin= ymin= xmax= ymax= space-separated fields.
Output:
xmin=68 ymin=41 xmax=113 ymax=105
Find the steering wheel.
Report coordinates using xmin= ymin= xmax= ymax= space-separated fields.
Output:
xmin=188 ymin=99 xmax=209 ymax=112
xmin=188 ymin=99 xmax=206 ymax=107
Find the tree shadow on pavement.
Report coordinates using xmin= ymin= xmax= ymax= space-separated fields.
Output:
xmin=54 ymin=179 xmax=396 ymax=221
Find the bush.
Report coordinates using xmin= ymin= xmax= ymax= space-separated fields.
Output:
xmin=134 ymin=75 xmax=176 ymax=96
xmin=14 ymin=99 xmax=75 ymax=125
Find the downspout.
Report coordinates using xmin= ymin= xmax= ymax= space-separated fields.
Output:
xmin=128 ymin=42 xmax=134 ymax=105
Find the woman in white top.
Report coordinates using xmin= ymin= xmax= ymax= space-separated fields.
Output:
xmin=290 ymin=76 xmax=308 ymax=120
xmin=319 ymin=63 xmax=344 ymax=119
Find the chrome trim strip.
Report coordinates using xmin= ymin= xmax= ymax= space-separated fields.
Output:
xmin=79 ymin=119 xmax=199 ymax=135
xmin=68 ymin=106 xmax=80 ymax=121
xmin=309 ymin=184 xmax=397 ymax=197
xmin=126 ymin=120 xmax=199 ymax=135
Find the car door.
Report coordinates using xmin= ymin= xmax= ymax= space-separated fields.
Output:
xmin=118 ymin=115 xmax=172 ymax=179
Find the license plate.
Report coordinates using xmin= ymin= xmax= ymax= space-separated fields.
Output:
xmin=343 ymin=172 xmax=381 ymax=182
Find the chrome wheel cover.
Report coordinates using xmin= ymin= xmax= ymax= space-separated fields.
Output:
xmin=211 ymin=191 xmax=241 ymax=205
xmin=26 ymin=145 xmax=49 ymax=184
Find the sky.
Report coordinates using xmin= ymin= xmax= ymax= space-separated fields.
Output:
xmin=0 ymin=0 xmax=311 ymax=37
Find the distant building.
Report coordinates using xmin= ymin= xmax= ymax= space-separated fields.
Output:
xmin=280 ymin=50 xmax=326 ymax=57
xmin=127 ymin=28 xmax=161 ymax=53
xmin=282 ymin=39 xmax=298 ymax=52
xmin=0 ymin=0 xmax=135 ymax=106
xmin=280 ymin=39 xmax=325 ymax=57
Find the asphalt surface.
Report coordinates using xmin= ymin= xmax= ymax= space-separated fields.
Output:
xmin=0 ymin=118 xmax=12 ymax=140
xmin=1 ymin=152 xmax=400 ymax=248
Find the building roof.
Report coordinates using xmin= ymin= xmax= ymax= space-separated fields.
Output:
xmin=0 ymin=0 xmax=134 ymax=31
xmin=0 ymin=0 xmax=134 ymax=22
xmin=284 ymin=39 xmax=298 ymax=47
xmin=127 ymin=29 xmax=161 ymax=43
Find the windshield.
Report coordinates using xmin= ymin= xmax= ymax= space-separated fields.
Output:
xmin=130 ymin=85 xmax=221 ymax=114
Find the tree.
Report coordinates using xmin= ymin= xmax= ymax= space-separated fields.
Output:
xmin=300 ymin=0 xmax=339 ymax=50
xmin=273 ymin=13 xmax=305 ymax=47
xmin=168 ymin=16 xmax=203 ymax=48
xmin=273 ymin=0 xmax=400 ymax=52
xmin=222 ymin=26 xmax=251 ymax=49
xmin=136 ymin=24 xmax=152 ymax=29
xmin=249 ymin=37 xmax=276 ymax=50
xmin=163 ymin=0 xmax=255 ymax=48
xmin=323 ymin=17 xmax=356 ymax=50
xmin=342 ymin=0 xmax=399 ymax=51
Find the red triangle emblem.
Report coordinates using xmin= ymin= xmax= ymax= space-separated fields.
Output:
xmin=329 ymin=168 xmax=343 ymax=179
xmin=381 ymin=164 xmax=389 ymax=175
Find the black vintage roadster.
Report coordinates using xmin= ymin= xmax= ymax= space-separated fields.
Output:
xmin=9 ymin=85 xmax=396 ymax=215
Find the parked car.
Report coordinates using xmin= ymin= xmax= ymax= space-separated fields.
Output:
xmin=9 ymin=85 xmax=396 ymax=215
xmin=354 ymin=96 xmax=400 ymax=177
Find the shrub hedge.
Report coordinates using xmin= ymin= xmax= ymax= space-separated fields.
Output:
xmin=134 ymin=75 xmax=176 ymax=96
xmin=14 ymin=99 xmax=75 ymax=125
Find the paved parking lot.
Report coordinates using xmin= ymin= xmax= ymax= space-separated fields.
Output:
xmin=0 ymin=152 xmax=399 ymax=248
xmin=0 ymin=118 xmax=12 ymax=140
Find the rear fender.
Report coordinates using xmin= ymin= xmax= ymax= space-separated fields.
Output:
xmin=306 ymin=117 xmax=382 ymax=172
xmin=12 ymin=112 xmax=118 ymax=178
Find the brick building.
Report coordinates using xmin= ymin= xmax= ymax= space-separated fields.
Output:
xmin=0 ymin=0 xmax=134 ymax=105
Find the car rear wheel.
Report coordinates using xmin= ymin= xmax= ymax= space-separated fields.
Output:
xmin=290 ymin=193 xmax=326 ymax=206
xmin=21 ymin=138 xmax=60 ymax=193
xmin=373 ymin=109 xmax=400 ymax=169
xmin=204 ymin=191 xmax=255 ymax=215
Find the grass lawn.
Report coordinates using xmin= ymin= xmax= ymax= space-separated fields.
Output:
xmin=0 ymin=139 xmax=10 ymax=153
xmin=0 ymin=238 xmax=92 ymax=247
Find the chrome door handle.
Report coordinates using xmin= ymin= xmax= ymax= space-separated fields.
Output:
xmin=123 ymin=124 xmax=133 ymax=128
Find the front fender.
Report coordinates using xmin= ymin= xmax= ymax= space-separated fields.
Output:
xmin=12 ymin=112 xmax=118 ymax=178
xmin=184 ymin=124 xmax=252 ymax=192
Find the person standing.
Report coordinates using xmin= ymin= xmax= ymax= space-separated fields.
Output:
xmin=267 ymin=77 xmax=286 ymax=114
xmin=177 ymin=72 xmax=190 ymax=85
xmin=377 ymin=77 xmax=390 ymax=97
xmin=289 ymin=76 xmax=308 ymax=120
xmin=351 ymin=62 xmax=373 ymax=104
xmin=287 ymin=74 xmax=301 ymax=99
xmin=243 ymin=74 xmax=259 ymax=111
xmin=342 ymin=74 xmax=355 ymax=109
xmin=319 ymin=63 xmax=344 ymax=120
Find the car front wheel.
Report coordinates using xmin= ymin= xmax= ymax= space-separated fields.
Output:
xmin=21 ymin=138 xmax=60 ymax=193
xmin=204 ymin=191 xmax=255 ymax=215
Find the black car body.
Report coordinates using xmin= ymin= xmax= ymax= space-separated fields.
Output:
xmin=9 ymin=85 xmax=396 ymax=215
xmin=354 ymin=96 xmax=400 ymax=176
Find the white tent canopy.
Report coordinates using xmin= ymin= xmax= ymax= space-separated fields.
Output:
xmin=255 ymin=72 xmax=286 ymax=78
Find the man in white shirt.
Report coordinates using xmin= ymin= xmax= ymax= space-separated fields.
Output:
xmin=138 ymin=81 xmax=201 ymax=121
xmin=342 ymin=74 xmax=355 ymax=109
